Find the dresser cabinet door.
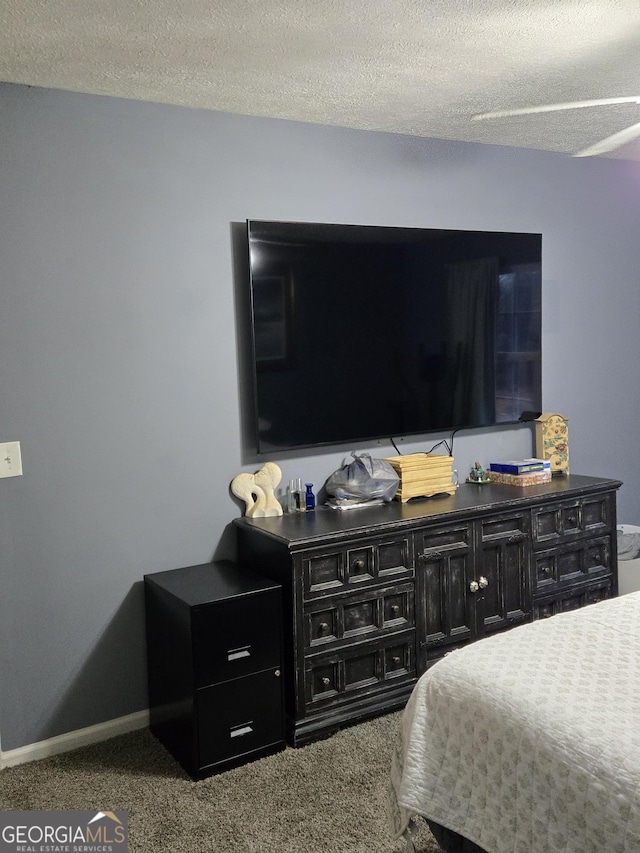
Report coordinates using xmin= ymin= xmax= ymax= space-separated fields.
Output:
xmin=415 ymin=521 xmax=475 ymax=669
xmin=477 ymin=511 xmax=531 ymax=636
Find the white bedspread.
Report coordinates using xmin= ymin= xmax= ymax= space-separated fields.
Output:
xmin=390 ymin=592 xmax=640 ymax=852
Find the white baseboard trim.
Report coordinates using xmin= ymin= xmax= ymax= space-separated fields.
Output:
xmin=0 ymin=709 xmax=150 ymax=770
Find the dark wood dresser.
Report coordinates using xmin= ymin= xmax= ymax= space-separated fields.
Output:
xmin=234 ymin=474 xmax=621 ymax=747
xmin=144 ymin=560 xmax=285 ymax=779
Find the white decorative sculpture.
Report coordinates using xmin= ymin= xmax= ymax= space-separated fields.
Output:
xmin=231 ymin=462 xmax=283 ymax=518
xmin=230 ymin=472 xmax=267 ymax=518
xmin=254 ymin=461 xmax=283 ymax=516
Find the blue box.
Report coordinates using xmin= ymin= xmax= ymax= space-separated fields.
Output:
xmin=489 ymin=458 xmax=551 ymax=475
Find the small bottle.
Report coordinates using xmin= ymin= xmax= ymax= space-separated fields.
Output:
xmin=288 ymin=478 xmax=304 ymax=513
xmin=295 ymin=479 xmax=306 ymax=512
xmin=305 ymin=483 xmax=316 ymax=511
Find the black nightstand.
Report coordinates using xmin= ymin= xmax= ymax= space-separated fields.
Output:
xmin=144 ymin=560 xmax=285 ymax=779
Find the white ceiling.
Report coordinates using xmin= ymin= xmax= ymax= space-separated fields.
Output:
xmin=2 ymin=0 xmax=640 ymax=159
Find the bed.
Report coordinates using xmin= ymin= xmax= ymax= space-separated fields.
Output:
xmin=390 ymin=592 xmax=640 ymax=853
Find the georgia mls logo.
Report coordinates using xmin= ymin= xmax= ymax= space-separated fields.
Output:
xmin=0 ymin=810 xmax=128 ymax=852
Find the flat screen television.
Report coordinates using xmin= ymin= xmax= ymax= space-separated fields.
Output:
xmin=245 ymin=219 xmax=542 ymax=455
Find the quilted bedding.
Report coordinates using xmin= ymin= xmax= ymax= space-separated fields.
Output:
xmin=390 ymin=592 xmax=640 ymax=852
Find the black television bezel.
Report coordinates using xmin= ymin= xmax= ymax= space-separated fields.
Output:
xmin=245 ymin=219 xmax=542 ymax=456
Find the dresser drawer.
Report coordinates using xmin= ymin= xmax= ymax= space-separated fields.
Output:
xmin=533 ymin=536 xmax=612 ymax=594
xmin=304 ymin=632 xmax=415 ymax=710
xmin=304 ymin=582 xmax=414 ymax=650
xmin=192 ymin=588 xmax=281 ymax=687
xmin=197 ymin=667 xmax=284 ymax=768
xmin=533 ymin=580 xmax=613 ymax=620
xmin=532 ymin=495 xmax=612 ymax=547
xmin=302 ymin=534 xmax=411 ymax=599
xmin=415 ymin=520 xmax=472 ymax=558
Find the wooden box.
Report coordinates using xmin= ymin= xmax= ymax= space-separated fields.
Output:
xmin=384 ymin=453 xmax=456 ymax=502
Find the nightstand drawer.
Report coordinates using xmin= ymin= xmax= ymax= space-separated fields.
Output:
xmin=197 ymin=668 xmax=284 ymax=769
xmin=193 ymin=588 xmax=281 ymax=686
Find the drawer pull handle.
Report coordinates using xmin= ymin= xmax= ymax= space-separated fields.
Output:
xmin=321 ymin=677 xmax=331 ymax=686
xmin=419 ymin=549 xmax=442 ymax=561
xmin=230 ymin=723 xmax=253 ymax=739
xmin=352 ymin=559 xmax=366 ymax=572
xmin=319 ymin=622 xmax=330 ymax=632
xmin=392 ymin=656 xmax=401 ymax=665
xmin=391 ymin=605 xmax=400 ymax=615
xmin=227 ymin=646 xmax=251 ymax=662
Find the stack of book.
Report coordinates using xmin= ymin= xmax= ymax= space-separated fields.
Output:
xmin=489 ymin=458 xmax=551 ymax=487
xmin=384 ymin=453 xmax=456 ymax=502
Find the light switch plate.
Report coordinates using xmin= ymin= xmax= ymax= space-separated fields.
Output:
xmin=0 ymin=441 xmax=23 ymax=478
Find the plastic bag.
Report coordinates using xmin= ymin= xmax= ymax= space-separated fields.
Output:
xmin=325 ymin=452 xmax=399 ymax=503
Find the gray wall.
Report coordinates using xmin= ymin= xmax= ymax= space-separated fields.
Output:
xmin=1 ymin=83 xmax=638 ymax=751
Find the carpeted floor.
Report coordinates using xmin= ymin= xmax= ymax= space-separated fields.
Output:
xmin=0 ymin=711 xmax=439 ymax=853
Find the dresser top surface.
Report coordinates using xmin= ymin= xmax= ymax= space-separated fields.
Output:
xmin=234 ymin=474 xmax=622 ymax=547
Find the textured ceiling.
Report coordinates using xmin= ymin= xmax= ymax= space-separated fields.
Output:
xmin=2 ymin=0 xmax=640 ymax=159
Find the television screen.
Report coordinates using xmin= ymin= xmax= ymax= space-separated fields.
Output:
xmin=246 ymin=220 xmax=542 ymax=455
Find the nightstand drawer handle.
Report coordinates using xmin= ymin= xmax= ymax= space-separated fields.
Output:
xmin=227 ymin=645 xmax=251 ymax=662
xmin=230 ymin=722 xmax=253 ymax=739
